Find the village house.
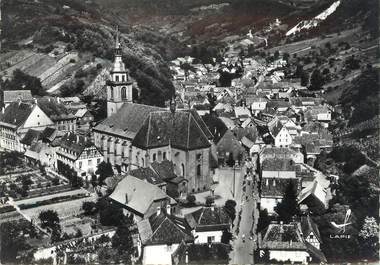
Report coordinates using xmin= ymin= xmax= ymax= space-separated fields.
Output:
xmin=137 ymin=206 xmax=193 ymax=265
xmin=268 ymin=118 xmax=293 ymax=147
xmin=56 ymin=132 xmax=103 ymax=179
xmin=215 ymin=129 xmax=246 ymax=166
xmin=298 ymin=180 xmax=329 ymax=213
xmin=0 ymin=101 xmax=54 ymax=152
xmin=110 ymin=175 xmax=177 ymax=221
xmin=2 ymin=90 xmax=34 ymax=108
xmin=260 ymin=158 xmax=298 ymax=213
xmin=257 ymin=221 xmax=326 ymax=264
xmin=259 ymin=146 xmax=304 ymax=164
xmin=185 ymin=206 xmax=231 ymax=244
xmin=37 ymin=97 xmax=77 ymax=132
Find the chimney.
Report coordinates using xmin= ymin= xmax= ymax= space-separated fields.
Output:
xmin=34 ymin=98 xmax=37 ymax=104
xmin=76 ymin=135 xmax=79 ymax=143
xmin=157 ymin=206 xmax=161 ymax=216
xmin=166 ymin=204 xmax=171 ymax=215
xmin=279 ymin=221 xmax=284 ymax=234
xmin=57 ymin=97 xmax=61 ymax=104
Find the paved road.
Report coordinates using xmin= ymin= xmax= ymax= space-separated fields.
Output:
xmin=229 ymin=159 xmax=260 ymax=264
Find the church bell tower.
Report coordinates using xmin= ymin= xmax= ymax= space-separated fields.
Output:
xmin=107 ymin=27 xmax=133 ymax=117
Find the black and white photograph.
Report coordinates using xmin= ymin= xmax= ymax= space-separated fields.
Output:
xmin=0 ymin=0 xmax=378 ymax=264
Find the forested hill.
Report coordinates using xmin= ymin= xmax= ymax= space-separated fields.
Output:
xmin=1 ymin=0 xmax=189 ymax=106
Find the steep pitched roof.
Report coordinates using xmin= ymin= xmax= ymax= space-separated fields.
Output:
xmin=37 ymin=97 xmax=75 ymax=121
xmin=268 ymin=118 xmax=284 ymax=138
xmin=185 ymin=207 xmax=231 ymax=232
xmin=261 ymin=176 xmax=299 ymax=197
xmin=300 ymin=215 xmax=322 ymax=244
xmin=94 ymin=103 xmax=163 ymax=139
xmin=151 ymin=160 xmax=178 ymax=181
xmin=3 ymin=90 xmax=33 ymax=103
xmin=138 ymin=211 xmax=193 ymax=245
xmin=262 ymin=158 xmax=296 ymax=172
xmin=129 ymin=167 xmax=165 ymax=185
xmin=298 ymin=181 xmax=327 ymax=208
xmin=260 ymin=223 xmax=306 ymax=250
xmin=58 ymin=132 xmax=93 ymax=156
xmin=132 ymin=111 xmax=211 ymax=150
xmin=0 ymin=102 xmax=34 ymax=127
xmin=20 ymin=129 xmax=42 ymax=145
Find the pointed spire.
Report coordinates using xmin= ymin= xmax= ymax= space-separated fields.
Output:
xmin=115 ymin=25 xmax=121 ymax=49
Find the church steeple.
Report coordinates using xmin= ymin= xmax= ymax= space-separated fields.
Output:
xmin=106 ymin=26 xmax=133 ymax=117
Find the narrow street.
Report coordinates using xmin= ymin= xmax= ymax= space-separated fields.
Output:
xmin=229 ymin=157 xmax=260 ymax=264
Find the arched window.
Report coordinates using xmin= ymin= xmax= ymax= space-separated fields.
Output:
xmin=163 ymin=152 xmax=166 ymax=160
xmin=196 ymin=165 xmax=201 ymax=177
xmin=121 ymin=87 xmax=127 ymax=100
xmin=153 ymin=153 xmax=157 ymax=162
xmin=115 ymin=75 xmax=119 ymax=82
xmin=181 ymin=163 xmax=185 ymax=176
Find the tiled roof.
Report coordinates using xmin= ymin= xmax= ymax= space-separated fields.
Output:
xmin=216 ymin=130 xmax=245 ymax=156
xmin=261 ymin=146 xmax=297 ymax=157
xmin=37 ymin=97 xmax=75 ymax=121
xmin=300 ymin=215 xmax=322 ymax=244
xmin=3 ymin=90 xmax=33 ymax=103
xmin=261 ymin=178 xmax=299 ymax=197
xmin=260 ymin=223 xmax=306 ymax=250
xmin=40 ymin=127 xmax=57 ymax=142
xmin=132 ymin=111 xmax=211 ymax=150
xmin=151 ymin=160 xmax=177 ymax=181
xmin=0 ymin=102 xmax=34 ymax=127
xmin=20 ymin=129 xmax=41 ymax=145
xmin=129 ymin=167 xmax=165 ymax=185
xmin=184 ymin=109 xmax=213 ymax=140
xmin=268 ymin=119 xmax=284 ymax=138
xmin=262 ymin=158 xmax=296 ymax=172
xmin=94 ymin=103 xmax=163 ymax=139
xmin=305 ymin=242 xmax=327 ymax=263
xmin=185 ymin=207 xmax=231 ymax=232
xmin=58 ymin=132 xmax=93 ymax=156
xmin=138 ymin=212 xmax=193 ymax=245
xmin=298 ymin=181 xmax=327 ymax=208
xmin=109 ymin=175 xmax=170 ymax=217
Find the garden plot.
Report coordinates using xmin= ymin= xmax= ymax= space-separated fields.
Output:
xmin=19 ymin=191 xmax=96 ymax=225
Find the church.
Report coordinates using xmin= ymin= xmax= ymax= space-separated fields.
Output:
xmin=93 ymin=31 xmax=214 ymax=193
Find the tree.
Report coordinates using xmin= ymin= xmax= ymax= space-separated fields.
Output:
xmin=39 ymin=210 xmax=60 ymax=230
xmin=1 ymin=69 xmax=46 ymax=96
xmin=224 ymin=199 xmax=237 ymax=222
xmin=274 ymin=181 xmax=299 ymax=222
xmin=205 ymin=196 xmax=214 ymax=207
xmin=112 ymin=225 xmax=134 ymax=262
xmin=39 ymin=210 xmax=61 ymax=242
xmin=309 ymin=69 xmax=324 ymax=90
xmin=97 ymin=198 xmax=125 ymax=226
xmin=221 ymin=229 xmax=233 ymax=244
xmin=186 ymin=194 xmax=196 ymax=205
xmin=257 ymin=209 xmax=271 ymax=232
xmin=82 ymin=201 xmax=97 ymax=215
xmin=359 ymin=216 xmax=379 ymax=259
xmin=0 ymin=222 xmax=33 ymax=263
xmin=96 ymin=161 xmax=114 ymax=185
